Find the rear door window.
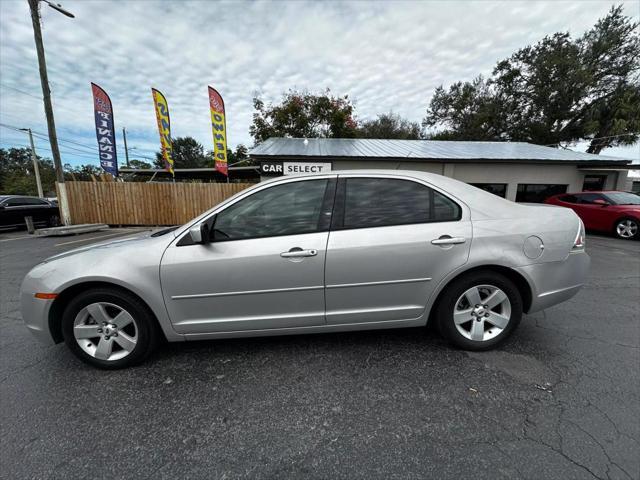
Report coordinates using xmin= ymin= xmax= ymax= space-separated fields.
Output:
xmin=336 ymin=177 xmax=460 ymax=230
xmin=23 ymin=198 xmax=50 ymax=206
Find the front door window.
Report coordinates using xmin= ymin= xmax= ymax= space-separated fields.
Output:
xmin=213 ymin=179 xmax=330 ymax=241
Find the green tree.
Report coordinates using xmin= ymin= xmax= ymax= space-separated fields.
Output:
xmin=155 ymin=136 xmax=209 ymax=169
xmin=423 ymin=6 xmax=640 ymax=153
xmin=356 ymin=112 xmax=425 ymax=140
xmin=0 ymin=148 xmax=114 ymax=194
xmin=0 ymin=148 xmax=57 ymax=196
xmin=425 ymin=76 xmax=510 ymax=141
xmin=226 ymin=144 xmax=256 ymax=166
xmin=65 ymin=163 xmax=104 ymax=181
xmin=250 ymin=89 xmax=357 ymax=144
xmin=128 ymin=159 xmax=153 ymax=169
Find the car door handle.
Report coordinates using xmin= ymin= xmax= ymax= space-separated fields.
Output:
xmin=431 ymin=236 xmax=466 ymax=245
xmin=280 ymin=248 xmax=318 ymax=258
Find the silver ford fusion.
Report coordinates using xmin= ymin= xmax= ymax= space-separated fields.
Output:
xmin=21 ymin=170 xmax=589 ymax=369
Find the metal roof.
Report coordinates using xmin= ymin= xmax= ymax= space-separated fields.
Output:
xmin=249 ymin=138 xmax=632 ymax=163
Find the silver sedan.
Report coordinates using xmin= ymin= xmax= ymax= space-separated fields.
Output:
xmin=21 ymin=170 xmax=589 ymax=368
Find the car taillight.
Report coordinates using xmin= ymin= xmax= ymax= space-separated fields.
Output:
xmin=573 ymin=219 xmax=585 ymax=250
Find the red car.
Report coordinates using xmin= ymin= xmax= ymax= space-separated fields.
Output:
xmin=545 ymin=191 xmax=640 ymax=240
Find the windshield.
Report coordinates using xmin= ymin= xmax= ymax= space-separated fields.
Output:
xmin=605 ymin=192 xmax=640 ymax=205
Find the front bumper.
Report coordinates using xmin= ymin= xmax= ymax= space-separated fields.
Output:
xmin=20 ymin=274 xmax=57 ymax=345
xmin=515 ymin=251 xmax=590 ymax=313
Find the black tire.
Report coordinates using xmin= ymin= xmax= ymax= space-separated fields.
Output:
xmin=48 ymin=214 xmax=61 ymax=227
xmin=613 ymin=217 xmax=639 ymax=240
xmin=436 ymin=271 xmax=523 ymax=351
xmin=61 ymin=287 xmax=159 ymax=369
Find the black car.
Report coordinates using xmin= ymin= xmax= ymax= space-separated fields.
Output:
xmin=0 ymin=195 xmax=60 ymax=230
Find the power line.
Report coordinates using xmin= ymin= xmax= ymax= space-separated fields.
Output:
xmin=545 ymin=132 xmax=640 ymax=147
xmin=29 ymin=131 xmax=97 ymax=155
xmin=1 ymin=86 xmax=100 ymax=124
xmin=1 ymin=124 xmax=98 ymax=157
xmin=0 ymin=125 xmax=97 ymax=158
xmin=3 ymin=122 xmax=160 ymax=164
xmin=29 ymin=128 xmax=99 ymax=151
xmin=591 ymin=132 xmax=640 ymax=141
xmin=0 ymin=142 xmax=98 ymax=160
xmin=0 ymin=122 xmax=23 ymax=132
xmin=20 ymin=124 xmax=159 ymax=160
xmin=0 ymin=83 xmax=43 ymax=100
xmin=1 ymin=122 xmax=138 ymax=160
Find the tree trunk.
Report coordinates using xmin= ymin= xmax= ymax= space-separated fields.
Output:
xmin=586 ymin=130 xmax=612 ymax=154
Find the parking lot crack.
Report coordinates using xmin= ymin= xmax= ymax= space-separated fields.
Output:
xmin=563 ymin=418 xmax=635 ymax=480
xmin=532 ymin=317 xmax=638 ymax=349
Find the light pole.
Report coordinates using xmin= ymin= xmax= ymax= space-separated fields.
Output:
xmin=122 ymin=127 xmax=130 ymax=168
xmin=19 ymin=128 xmax=44 ymax=198
xmin=27 ymin=0 xmax=74 ymax=223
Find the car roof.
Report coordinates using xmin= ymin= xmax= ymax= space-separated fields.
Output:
xmin=0 ymin=195 xmax=47 ymax=201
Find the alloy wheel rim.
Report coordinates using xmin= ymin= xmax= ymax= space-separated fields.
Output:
xmin=454 ymin=284 xmax=511 ymax=341
xmin=616 ymin=220 xmax=638 ymax=238
xmin=73 ymin=302 xmax=138 ymax=361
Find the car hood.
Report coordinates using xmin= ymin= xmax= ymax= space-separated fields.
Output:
xmin=42 ymin=229 xmax=175 ymax=263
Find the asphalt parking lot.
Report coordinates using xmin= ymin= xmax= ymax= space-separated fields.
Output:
xmin=0 ymin=229 xmax=638 ymax=480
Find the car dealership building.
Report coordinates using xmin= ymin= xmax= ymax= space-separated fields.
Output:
xmin=250 ymin=138 xmax=634 ymax=202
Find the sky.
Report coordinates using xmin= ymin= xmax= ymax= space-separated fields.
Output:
xmin=0 ymin=0 xmax=638 ymax=168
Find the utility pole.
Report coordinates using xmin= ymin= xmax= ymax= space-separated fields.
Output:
xmin=122 ymin=127 xmax=130 ymax=168
xmin=21 ymin=128 xmax=44 ymax=198
xmin=26 ymin=0 xmax=74 ymax=223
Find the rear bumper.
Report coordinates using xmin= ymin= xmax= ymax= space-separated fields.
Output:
xmin=515 ymin=251 xmax=590 ymax=313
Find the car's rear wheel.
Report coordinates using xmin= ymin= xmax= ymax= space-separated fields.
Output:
xmin=614 ymin=218 xmax=639 ymax=240
xmin=61 ymin=288 xmax=159 ymax=369
xmin=436 ymin=271 xmax=522 ymax=350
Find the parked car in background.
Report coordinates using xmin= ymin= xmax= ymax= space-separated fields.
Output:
xmin=0 ymin=195 xmax=61 ymax=230
xmin=21 ymin=171 xmax=589 ymax=369
xmin=545 ymin=191 xmax=640 ymax=240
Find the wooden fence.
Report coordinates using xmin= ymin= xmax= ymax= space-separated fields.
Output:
xmin=60 ymin=181 xmax=253 ymax=226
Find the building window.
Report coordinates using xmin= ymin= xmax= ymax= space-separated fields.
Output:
xmin=631 ymin=181 xmax=640 ymax=194
xmin=516 ymin=184 xmax=568 ymax=203
xmin=583 ymin=175 xmax=607 ymax=191
xmin=469 ymin=183 xmax=507 ymax=198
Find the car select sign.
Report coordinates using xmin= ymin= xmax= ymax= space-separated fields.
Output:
xmin=261 ymin=161 xmax=332 ymax=176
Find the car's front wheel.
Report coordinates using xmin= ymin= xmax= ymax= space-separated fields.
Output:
xmin=61 ymin=288 xmax=159 ymax=369
xmin=614 ymin=218 xmax=639 ymax=240
xmin=436 ymin=271 xmax=522 ymax=351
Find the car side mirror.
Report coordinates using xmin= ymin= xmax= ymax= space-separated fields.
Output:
xmin=189 ymin=223 xmax=210 ymax=244
xmin=593 ymin=199 xmax=609 ymax=206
